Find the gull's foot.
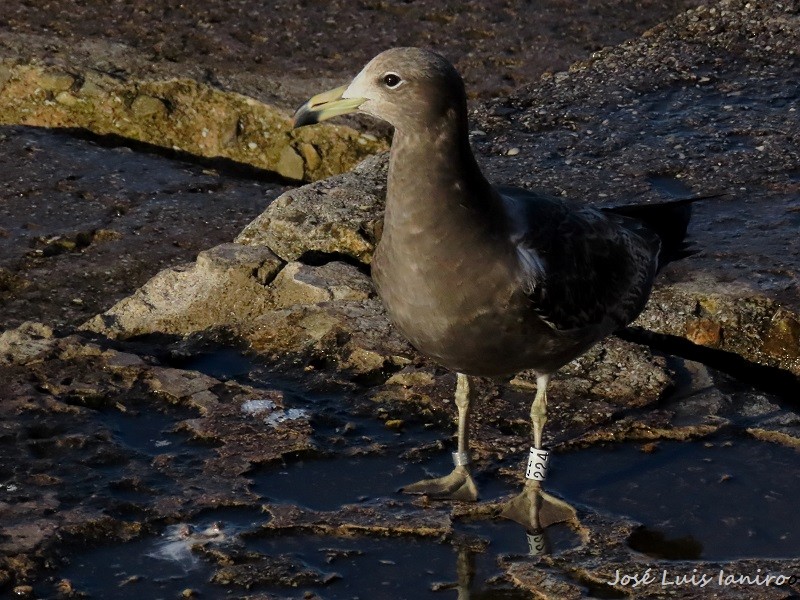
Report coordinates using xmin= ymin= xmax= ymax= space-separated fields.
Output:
xmin=402 ymin=466 xmax=478 ymax=501
xmin=500 ymin=481 xmax=578 ymax=531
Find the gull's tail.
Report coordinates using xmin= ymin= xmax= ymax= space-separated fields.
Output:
xmin=604 ymin=193 xmax=724 ymax=270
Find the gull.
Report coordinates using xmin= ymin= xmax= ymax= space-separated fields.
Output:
xmin=293 ymin=47 xmax=697 ymax=532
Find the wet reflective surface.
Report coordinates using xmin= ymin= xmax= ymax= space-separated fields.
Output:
xmin=46 ymin=509 xmax=579 ymax=600
xmin=24 ymin=345 xmax=799 ymax=598
xmin=550 ymin=437 xmax=800 ymax=560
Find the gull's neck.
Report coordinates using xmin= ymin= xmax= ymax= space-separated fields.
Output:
xmin=384 ymin=116 xmax=499 ymax=234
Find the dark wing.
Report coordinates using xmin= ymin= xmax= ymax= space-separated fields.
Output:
xmin=497 ymin=185 xmax=661 ymax=332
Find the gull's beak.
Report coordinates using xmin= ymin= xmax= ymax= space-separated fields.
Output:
xmin=292 ymin=85 xmax=366 ymax=128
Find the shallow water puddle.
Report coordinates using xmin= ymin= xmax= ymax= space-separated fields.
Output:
xmin=548 ymin=436 xmax=800 ymax=560
xmin=90 ymin=405 xmax=215 ymax=507
xmin=97 ymin=407 xmax=189 ymax=456
xmin=183 ymin=350 xmax=800 ymax=560
xmin=44 ymin=513 xmax=539 ymax=599
xmin=252 ymin=452 xmax=514 ymax=510
xmin=177 ymin=348 xmax=255 ymax=380
xmin=245 ymin=529 xmax=540 ymax=600
xmin=38 ymin=349 xmax=794 ymax=598
xmin=41 ymin=508 xmax=265 ymax=600
xmin=94 ymin=404 xmax=215 ymax=473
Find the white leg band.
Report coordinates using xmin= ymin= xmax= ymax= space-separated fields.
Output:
xmin=527 ymin=530 xmax=547 ymax=555
xmin=452 ymin=451 xmax=470 ymax=467
xmin=525 ymin=447 xmax=550 ymax=481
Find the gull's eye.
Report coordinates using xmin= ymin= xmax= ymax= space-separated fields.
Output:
xmin=383 ymin=73 xmax=402 ymax=88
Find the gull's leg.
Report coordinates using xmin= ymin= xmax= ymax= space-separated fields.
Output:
xmin=454 ymin=543 xmax=475 ymax=600
xmin=502 ymin=372 xmax=577 ymax=535
xmin=402 ymin=373 xmax=478 ymax=501
xmin=454 ymin=371 xmax=471 ymax=459
xmin=531 ymin=374 xmax=549 ymax=450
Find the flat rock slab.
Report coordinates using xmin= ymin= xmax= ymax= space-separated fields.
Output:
xmin=261 ymin=503 xmax=453 ymax=538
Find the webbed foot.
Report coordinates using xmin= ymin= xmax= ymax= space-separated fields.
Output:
xmin=501 ymin=481 xmax=578 ymax=531
xmin=402 ymin=465 xmax=478 ymax=501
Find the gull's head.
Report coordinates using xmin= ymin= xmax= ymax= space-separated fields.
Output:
xmin=292 ymin=47 xmax=467 ymax=132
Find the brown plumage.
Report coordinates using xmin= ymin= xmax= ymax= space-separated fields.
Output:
xmin=293 ymin=47 xmax=694 ymax=528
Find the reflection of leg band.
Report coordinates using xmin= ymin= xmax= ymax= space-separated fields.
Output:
xmin=527 ymin=530 xmax=546 ymax=555
xmin=452 ymin=451 xmax=470 ymax=467
xmin=525 ymin=447 xmax=550 ymax=481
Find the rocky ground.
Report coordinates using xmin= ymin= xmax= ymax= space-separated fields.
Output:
xmin=1 ymin=0 xmax=800 ymax=599
xmin=1 ymin=0 xmax=707 ymax=105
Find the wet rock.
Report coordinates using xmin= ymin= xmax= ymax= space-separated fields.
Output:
xmin=505 ymin=338 xmax=682 ymax=448
xmin=236 ymin=154 xmax=388 ymax=264
xmin=764 ymin=309 xmax=800 ymax=361
xmin=744 ymin=391 xmax=800 ymax=449
xmin=246 ymin=304 xmax=343 ymax=357
xmin=747 ymin=426 xmax=800 ymax=450
xmin=0 ymin=321 xmax=54 ymax=365
xmin=639 ymin=283 xmax=800 ymax=377
xmin=82 ymin=243 xmax=282 ymax=338
xmin=0 ymin=266 xmax=26 ymax=293
xmin=130 ymin=94 xmax=168 ymax=118
xmin=83 ymin=233 xmax=405 ymax=365
xmin=369 ymin=367 xmax=454 ymax=427
xmin=275 ymin=145 xmax=304 ymax=181
xmin=502 ymin=566 xmax=583 ymax=600
xmin=517 ymin=336 xmax=672 ymax=409
xmin=554 ymin=357 xmax=744 ymax=450
xmin=179 ymin=385 xmax=314 ymax=476
xmin=84 ymin=249 xmax=386 ymax=372
xmin=270 ymin=261 xmax=372 ymax=309
xmin=261 ymin=503 xmax=452 ymax=538
xmin=35 ymin=70 xmax=74 ymax=92
xmin=386 ymin=368 xmax=436 ymax=388
xmin=340 ymin=347 xmax=387 ymax=375
xmin=54 ymin=579 xmax=77 ymax=597
xmin=298 ymin=142 xmax=322 ymax=172
xmin=211 ymin=557 xmax=331 ymax=588
xmin=11 ymin=585 xmax=34 ymax=598
xmin=245 ymin=298 xmax=414 ymax=371
xmin=145 ymin=367 xmax=219 ymax=402
xmin=664 ymin=362 xmax=729 ymax=423
xmin=0 ymin=333 xmax=321 ymax=587
xmin=502 ymin=512 xmax=800 ymax=600
xmin=0 ymin=55 xmax=386 ymax=182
